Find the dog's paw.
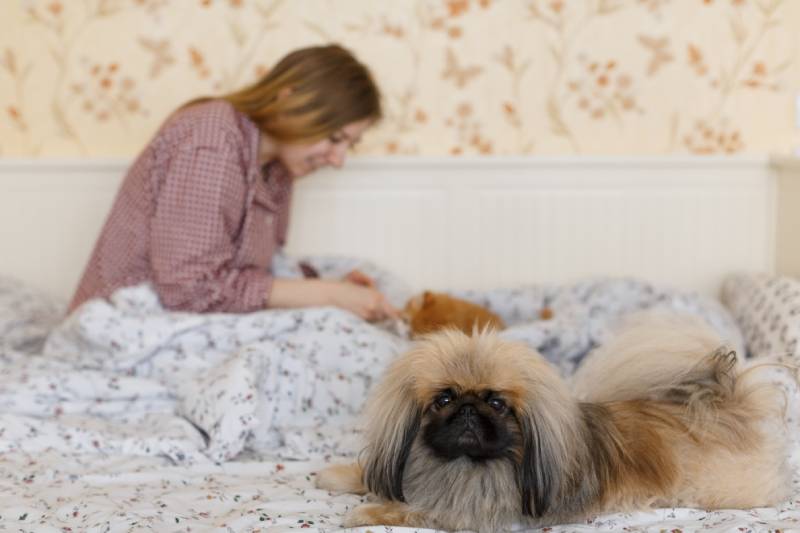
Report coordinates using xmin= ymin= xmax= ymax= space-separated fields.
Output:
xmin=314 ymin=463 xmax=366 ymax=495
xmin=343 ymin=503 xmax=383 ymax=528
xmin=344 ymin=502 xmax=425 ymax=528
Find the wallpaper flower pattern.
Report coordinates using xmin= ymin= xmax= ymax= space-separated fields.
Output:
xmin=0 ymin=0 xmax=798 ymax=156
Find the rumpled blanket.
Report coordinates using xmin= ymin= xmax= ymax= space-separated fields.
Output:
xmin=0 ymin=255 xmax=744 ymax=466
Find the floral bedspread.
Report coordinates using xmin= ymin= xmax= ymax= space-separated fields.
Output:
xmin=0 ymin=258 xmax=796 ymax=532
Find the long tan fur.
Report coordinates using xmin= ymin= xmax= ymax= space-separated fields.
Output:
xmin=316 ymin=317 xmax=791 ymax=532
xmin=403 ymin=291 xmax=506 ymax=338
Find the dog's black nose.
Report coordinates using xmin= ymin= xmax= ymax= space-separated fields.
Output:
xmin=459 ymin=403 xmax=477 ymax=420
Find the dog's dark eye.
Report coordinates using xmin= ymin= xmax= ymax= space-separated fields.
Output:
xmin=434 ymin=391 xmax=453 ymax=409
xmin=487 ymin=398 xmax=506 ymax=412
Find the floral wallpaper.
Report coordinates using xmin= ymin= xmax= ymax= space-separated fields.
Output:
xmin=0 ymin=0 xmax=798 ymax=157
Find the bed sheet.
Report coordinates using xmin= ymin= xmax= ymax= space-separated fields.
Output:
xmin=0 ymin=415 xmax=798 ymax=533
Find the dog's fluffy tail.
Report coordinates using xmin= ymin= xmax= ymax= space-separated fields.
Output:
xmin=572 ymin=312 xmax=733 ymax=402
xmin=574 ymin=312 xmax=782 ymax=409
xmin=573 ymin=312 xmax=790 ymax=433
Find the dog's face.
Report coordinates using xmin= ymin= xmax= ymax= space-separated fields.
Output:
xmin=421 ymin=386 xmax=519 ymax=461
xmin=362 ymin=330 xmax=578 ymax=517
xmin=407 ymin=331 xmax=552 ymax=463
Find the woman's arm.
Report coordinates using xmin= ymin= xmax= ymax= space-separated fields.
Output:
xmin=150 ymin=131 xmax=271 ymax=313
xmin=269 ymin=278 xmax=399 ymax=322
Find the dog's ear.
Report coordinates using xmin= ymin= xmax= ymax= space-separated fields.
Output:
xmin=422 ymin=291 xmax=435 ymax=308
xmin=361 ymin=375 xmax=422 ymax=502
xmin=516 ymin=411 xmax=562 ymax=518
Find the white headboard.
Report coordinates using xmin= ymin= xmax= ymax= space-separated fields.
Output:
xmin=0 ymin=156 xmax=794 ymax=301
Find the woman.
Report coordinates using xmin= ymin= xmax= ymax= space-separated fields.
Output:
xmin=69 ymin=44 xmax=397 ymax=322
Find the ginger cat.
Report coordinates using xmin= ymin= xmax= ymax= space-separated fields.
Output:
xmin=403 ymin=291 xmax=506 ymax=338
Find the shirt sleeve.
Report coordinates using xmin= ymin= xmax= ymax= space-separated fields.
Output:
xmin=150 ymin=132 xmax=271 ymax=313
xmin=275 ymin=185 xmax=292 ymax=247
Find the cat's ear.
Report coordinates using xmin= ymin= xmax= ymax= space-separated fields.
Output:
xmin=422 ymin=291 xmax=435 ymax=308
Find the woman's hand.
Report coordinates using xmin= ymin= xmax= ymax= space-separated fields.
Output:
xmin=269 ymin=278 xmax=399 ymax=322
xmin=328 ymin=280 xmax=398 ymax=322
xmin=342 ymin=269 xmax=376 ymax=288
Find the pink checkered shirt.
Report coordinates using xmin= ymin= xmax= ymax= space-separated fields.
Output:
xmin=69 ymin=100 xmax=293 ymax=314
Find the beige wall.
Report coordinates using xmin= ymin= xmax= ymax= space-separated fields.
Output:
xmin=1 ymin=0 xmax=798 ymax=157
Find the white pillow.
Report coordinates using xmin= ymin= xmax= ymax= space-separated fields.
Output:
xmin=721 ymin=273 xmax=800 ymax=358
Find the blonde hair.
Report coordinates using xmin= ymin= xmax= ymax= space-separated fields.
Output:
xmin=195 ymin=44 xmax=381 ymax=143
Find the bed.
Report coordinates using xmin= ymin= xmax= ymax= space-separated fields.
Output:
xmin=0 ymin=155 xmax=799 ymax=532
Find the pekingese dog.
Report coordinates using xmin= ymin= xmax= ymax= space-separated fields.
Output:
xmin=316 ymin=315 xmax=790 ymax=532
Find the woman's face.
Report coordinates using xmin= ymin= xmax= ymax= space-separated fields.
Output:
xmin=277 ymin=118 xmax=372 ymax=178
